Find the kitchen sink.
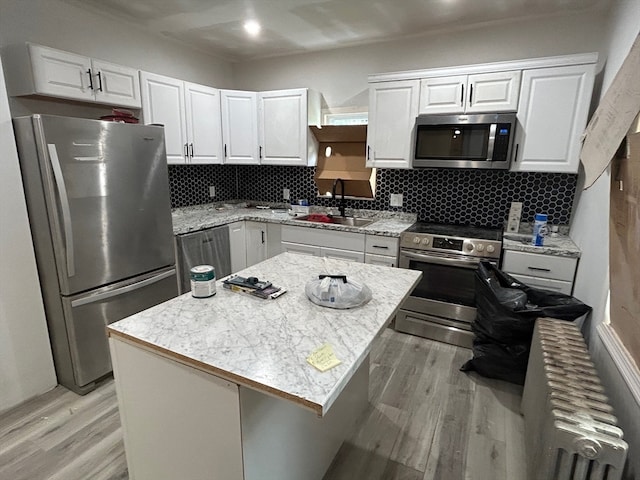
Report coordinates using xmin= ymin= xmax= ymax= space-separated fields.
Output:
xmin=296 ymin=215 xmax=374 ymax=227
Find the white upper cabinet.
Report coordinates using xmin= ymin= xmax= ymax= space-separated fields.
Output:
xmin=185 ymin=83 xmax=223 ymax=164
xmin=140 ymin=72 xmax=223 ymax=165
xmin=140 ymin=72 xmax=188 ymax=164
xmin=90 ymin=59 xmax=141 ymax=108
xmin=258 ymin=88 xmax=320 ymax=166
xmin=512 ymin=64 xmax=595 ymax=173
xmin=221 ymin=90 xmax=260 ymax=165
xmin=4 ymin=44 xmax=141 ymax=108
xmin=419 ymin=71 xmax=521 ymax=114
xmin=367 ymin=80 xmax=420 ymax=169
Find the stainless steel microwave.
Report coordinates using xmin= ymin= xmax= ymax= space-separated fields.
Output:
xmin=413 ymin=113 xmax=517 ymax=169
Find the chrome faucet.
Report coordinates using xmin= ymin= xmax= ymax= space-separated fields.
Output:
xmin=332 ymin=178 xmax=346 ymax=217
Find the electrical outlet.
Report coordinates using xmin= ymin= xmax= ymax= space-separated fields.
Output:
xmin=209 ymin=186 xmax=216 ymax=198
xmin=390 ymin=193 xmax=403 ymax=207
xmin=507 ymin=201 xmax=523 ymax=232
xmin=283 ymin=188 xmax=290 ymax=200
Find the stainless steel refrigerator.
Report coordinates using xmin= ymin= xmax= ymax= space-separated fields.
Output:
xmin=13 ymin=114 xmax=179 ymax=394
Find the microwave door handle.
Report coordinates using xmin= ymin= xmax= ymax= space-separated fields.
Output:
xmin=401 ymin=251 xmax=479 ymax=269
xmin=486 ymin=123 xmax=497 ymax=161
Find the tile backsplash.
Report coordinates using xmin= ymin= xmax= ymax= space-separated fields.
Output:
xmin=168 ymin=165 xmax=577 ymax=228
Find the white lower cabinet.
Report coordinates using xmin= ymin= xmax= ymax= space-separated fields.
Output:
xmin=321 ymin=247 xmax=364 ymax=263
xmin=502 ymin=250 xmax=578 ymax=295
xmin=364 ymin=253 xmax=396 ymax=267
xmin=281 ymin=225 xmax=366 ymax=263
xmin=266 ymin=223 xmax=282 ymax=258
xmin=229 ymin=221 xmax=247 ymax=273
xmin=245 ymin=221 xmax=268 ymax=267
xmin=364 ymin=234 xmax=399 ymax=267
xmin=281 ymin=241 xmax=321 ymax=257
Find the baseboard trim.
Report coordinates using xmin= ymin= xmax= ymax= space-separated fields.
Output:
xmin=597 ymin=323 xmax=640 ymax=407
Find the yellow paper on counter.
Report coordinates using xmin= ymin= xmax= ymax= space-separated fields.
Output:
xmin=306 ymin=343 xmax=341 ymax=372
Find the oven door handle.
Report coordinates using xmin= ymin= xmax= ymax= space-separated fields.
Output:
xmin=401 ymin=251 xmax=480 ymax=269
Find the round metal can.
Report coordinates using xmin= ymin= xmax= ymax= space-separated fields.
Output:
xmin=190 ymin=265 xmax=216 ymax=298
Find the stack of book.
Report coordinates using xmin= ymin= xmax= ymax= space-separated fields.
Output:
xmin=222 ymin=275 xmax=286 ymax=300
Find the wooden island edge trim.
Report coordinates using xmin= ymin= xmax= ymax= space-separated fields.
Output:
xmin=106 ymin=328 xmax=324 ymax=416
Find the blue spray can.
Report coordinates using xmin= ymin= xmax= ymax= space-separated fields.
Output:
xmin=532 ymin=213 xmax=548 ymax=246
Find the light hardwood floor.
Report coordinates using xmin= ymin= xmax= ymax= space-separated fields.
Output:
xmin=0 ymin=329 xmax=526 ymax=480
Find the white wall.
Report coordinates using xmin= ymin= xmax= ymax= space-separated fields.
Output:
xmin=233 ymin=10 xmax=608 ymax=110
xmin=0 ymin=57 xmax=57 ymax=413
xmin=570 ymin=0 xmax=640 ymax=477
xmin=0 ymin=0 xmax=234 ymax=117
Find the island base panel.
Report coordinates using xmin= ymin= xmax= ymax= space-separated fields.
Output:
xmin=240 ymin=356 xmax=370 ymax=480
xmin=109 ymin=338 xmax=244 ymax=480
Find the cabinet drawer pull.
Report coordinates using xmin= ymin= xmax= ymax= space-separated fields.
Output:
xmin=372 ymin=245 xmax=389 ymax=249
xmin=527 ymin=266 xmax=551 ymax=272
xmin=86 ymin=69 xmax=94 ymax=90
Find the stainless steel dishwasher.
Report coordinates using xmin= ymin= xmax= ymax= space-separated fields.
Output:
xmin=175 ymin=225 xmax=232 ymax=294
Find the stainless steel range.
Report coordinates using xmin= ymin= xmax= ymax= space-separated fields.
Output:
xmin=396 ymin=222 xmax=503 ymax=348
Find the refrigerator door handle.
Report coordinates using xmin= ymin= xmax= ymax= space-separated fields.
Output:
xmin=71 ymin=269 xmax=176 ymax=307
xmin=47 ymin=144 xmax=75 ymax=277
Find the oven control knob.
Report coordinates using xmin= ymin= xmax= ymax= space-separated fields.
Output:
xmin=421 ymin=238 xmax=430 ymax=245
xmin=476 ymin=244 xmax=485 ymax=252
xmin=413 ymin=236 xmax=421 ymax=244
xmin=486 ymin=245 xmax=496 ymax=253
xmin=465 ymin=244 xmax=474 ymax=252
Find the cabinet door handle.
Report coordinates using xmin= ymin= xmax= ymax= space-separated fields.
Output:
xmin=460 ymin=84 xmax=464 ymax=105
xmin=86 ymin=69 xmax=94 ymax=90
xmin=224 ymin=144 xmax=227 ymax=158
xmin=189 ymin=143 xmax=194 ymax=158
xmin=468 ymin=84 xmax=473 ymax=105
xmin=259 ymin=145 xmax=262 ymax=159
xmin=261 ymin=231 xmax=265 ymax=244
xmin=184 ymin=143 xmax=189 ymax=159
xmin=513 ymin=143 xmax=519 ymax=163
xmin=367 ymin=145 xmax=371 ymax=161
xmin=527 ymin=266 xmax=551 ymax=272
xmin=96 ymin=71 xmax=103 ymax=92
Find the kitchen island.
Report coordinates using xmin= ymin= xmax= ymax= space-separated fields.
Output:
xmin=107 ymin=252 xmax=421 ymax=480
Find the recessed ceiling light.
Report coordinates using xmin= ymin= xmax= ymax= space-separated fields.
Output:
xmin=244 ymin=20 xmax=261 ymax=37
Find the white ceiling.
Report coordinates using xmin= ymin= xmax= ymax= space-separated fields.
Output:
xmin=62 ymin=0 xmax=611 ymax=62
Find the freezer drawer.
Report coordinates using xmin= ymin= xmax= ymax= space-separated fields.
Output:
xmin=62 ymin=267 xmax=178 ymax=389
xmin=176 ymin=225 xmax=231 ymax=294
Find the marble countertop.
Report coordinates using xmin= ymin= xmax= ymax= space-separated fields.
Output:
xmin=171 ymin=203 xmax=417 ymax=237
xmin=502 ymin=232 xmax=581 ymax=258
xmin=107 ymin=252 xmax=421 ymax=416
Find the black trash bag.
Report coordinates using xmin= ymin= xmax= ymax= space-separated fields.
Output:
xmin=473 ymin=261 xmax=591 ymax=344
xmin=460 ymin=339 xmax=530 ymax=385
xmin=461 ymin=261 xmax=591 ymax=385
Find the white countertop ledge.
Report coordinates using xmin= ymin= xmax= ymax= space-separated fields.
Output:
xmin=107 ymin=253 xmax=422 ymax=416
xmin=171 ymin=205 xmax=416 ymax=237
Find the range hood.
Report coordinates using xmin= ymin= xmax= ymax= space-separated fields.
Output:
xmin=309 ymin=125 xmax=375 ymax=199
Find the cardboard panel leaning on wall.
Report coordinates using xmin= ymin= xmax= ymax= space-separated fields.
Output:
xmin=609 ymin=130 xmax=640 ymax=367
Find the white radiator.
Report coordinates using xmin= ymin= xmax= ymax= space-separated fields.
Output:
xmin=522 ymin=318 xmax=628 ymax=480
